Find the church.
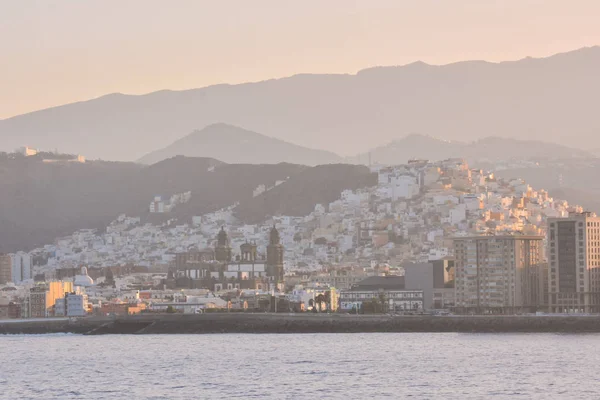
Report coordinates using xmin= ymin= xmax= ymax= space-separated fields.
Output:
xmin=169 ymin=226 xmax=285 ymax=292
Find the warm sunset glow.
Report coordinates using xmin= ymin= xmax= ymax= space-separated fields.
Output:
xmin=2 ymin=0 xmax=599 ymax=119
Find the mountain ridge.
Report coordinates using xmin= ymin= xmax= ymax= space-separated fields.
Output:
xmin=1 ymin=46 xmax=599 ymax=160
xmin=353 ymin=134 xmax=594 ymax=165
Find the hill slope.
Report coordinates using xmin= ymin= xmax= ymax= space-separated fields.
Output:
xmin=138 ymin=123 xmax=342 ymax=166
xmin=235 ymin=164 xmax=377 ymax=223
xmin=0 ymin=157 xmax=373 ymax=253
xmin=1 ymin=46 xmax=599 ymax=160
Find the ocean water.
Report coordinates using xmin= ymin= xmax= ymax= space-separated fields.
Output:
xmin=1 ymin=333 xmax=599 ymax=399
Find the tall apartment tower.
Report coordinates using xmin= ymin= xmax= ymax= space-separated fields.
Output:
xmin=10 ymin=252 xmax=33 ymax=283
xmin=547 ymin=212 xmax=600 ymax=313
xmin=454 ymin=235 xmax=546 ymax=312
xmin=0 ymin=254 xmax=11 ymax=285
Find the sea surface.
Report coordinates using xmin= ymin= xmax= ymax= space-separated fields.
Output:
xmin=1 ymin=333 xmax=599 ymax=399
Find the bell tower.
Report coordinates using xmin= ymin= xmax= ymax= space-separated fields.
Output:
xmin=267 ymin=225 xmax=284 ymax=290
xmin=215 ymin=227 xmax=232 ymax=263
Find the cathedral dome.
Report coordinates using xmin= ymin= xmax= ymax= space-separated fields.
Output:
xmin=74 ymin=266 xmax=94 ymax=287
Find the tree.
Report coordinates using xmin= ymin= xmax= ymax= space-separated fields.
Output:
xmin=314 ymin=237 xmax=328 ymax=246
xmin=379 ymin=293 xmax=387 ymax=313
xmin=166 ymin=305 xmax=176 ymax=314
xmin=315 ymin=294 xmax=326 ymax=313
xmin=323 ymin=291 xmax=331 ymax=312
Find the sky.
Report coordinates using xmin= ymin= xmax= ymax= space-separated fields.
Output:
xmin=1 ymin=0 xmax=599 ymax=119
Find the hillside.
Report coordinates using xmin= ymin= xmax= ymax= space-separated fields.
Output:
xmin=138 ymin=123 xmax=342 ymax=166
xmin=493 ymin=159 xmax=600 ymax=214
xmin=0 ymin=157 xmax=373 ymax=253
xmin=235 ymin=164 xmax=377 ymax=223
xmin=1 ymin=46 xmax=599 ymax=160
xmin=354 ymin=134 xmax=594 ymax=165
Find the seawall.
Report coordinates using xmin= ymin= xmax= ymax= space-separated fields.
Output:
xmin=3 ymin=314 xmax=600 ymax=335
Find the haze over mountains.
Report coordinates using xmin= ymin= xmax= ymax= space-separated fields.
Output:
xmin=354 ymin=135 xmax=594 ymax=166
xmin=1 ymin=46 xmax=599 ymax=162
xmin=138 ymin=124 xmax=342 ymax=166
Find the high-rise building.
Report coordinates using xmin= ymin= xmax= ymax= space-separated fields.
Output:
xmin=547 ymin=212 xmax=600 ymax=313
xmin=0 ymin=254 xmax=11 ymax=285
xmin=10 ymin=252 xmax=32 ymax=283
xmin=454 ymin=235 xmax=546 ymax=312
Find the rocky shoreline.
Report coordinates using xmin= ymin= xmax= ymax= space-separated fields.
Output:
xmin=3 ymin=314 xmax=600 ymax=335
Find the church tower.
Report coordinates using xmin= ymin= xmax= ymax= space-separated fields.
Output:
xmin=215 ymin=227 xmax=232 ymax=263
xmin=267 ymin=225 xmax=285 ymax=290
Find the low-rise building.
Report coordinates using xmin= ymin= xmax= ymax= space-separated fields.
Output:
xmin=55 ymin=292 xmax=89 ymax=317
xmin=339 ymin=276 xmax=424 ymax=312
xmin=27 ymin=285 xmax=48 ymax=318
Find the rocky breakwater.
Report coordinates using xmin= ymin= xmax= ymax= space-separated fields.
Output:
xmin=3 ymin=314 xmax=600 ymax=335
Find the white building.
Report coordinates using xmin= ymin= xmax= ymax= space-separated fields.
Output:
xmin=339 ymin=289 xmax=424 ymax=312
xmin=55 ymin=292 xmax=88 ymax=317
xmin=11 ymin=252 xmax=33 ymax=283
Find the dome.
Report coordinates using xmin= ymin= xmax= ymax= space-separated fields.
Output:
xmin=74 ymin=266 xmax=95 ymax=287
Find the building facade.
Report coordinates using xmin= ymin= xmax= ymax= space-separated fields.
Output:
xmin=0 ymin=254 xmax=11 ymax=285
xmin=27 ymin=286 xmax=47 ymax=318
xmin=46 ymin=281 xmax=74 ymax=315
xmin=11 ymin=252 xmax=33 ymax=283
xmin=454 ymin=235 xmax=546 ymax=313
xmin=548 ymin=213 xmax=600 ymax=313
xmin=339 ymin=276 xmax=424 ymax=312
xmin=55 ymin=292 xmax=88 ymax=317
xmin=339 ymin=289 xmax=424 ymax=312
xmin=404 ymin=259 xmax=455 ymax=310
xmin=172 ymin=226 xmax=285 ymax=292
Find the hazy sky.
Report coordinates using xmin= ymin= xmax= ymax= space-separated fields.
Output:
xmin=1 ymin=0 xmax=599 ymax=119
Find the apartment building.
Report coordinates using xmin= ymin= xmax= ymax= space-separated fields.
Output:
xmin=547 ymin=212 xmax=600 ymax=313
xmin=0 ymin=254 xmax=11 ymax=285
xmin=454 ymin=235 xmax=546 ymax=312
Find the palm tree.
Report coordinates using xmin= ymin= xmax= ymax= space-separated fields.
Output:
xmin=323 ymin=291 xmax=331 ymax=312
xmin=378 ymin=293 xmax=387 ymax=314
xmin=315 ymin=294 xmax=326 ymax=313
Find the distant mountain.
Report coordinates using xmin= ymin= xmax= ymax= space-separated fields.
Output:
xmin=0 ymin=156 xmax=373 ymax=253
xmin=138 ymin=123 xmax=342 ymax=166
xmin=354 ymin=134 xmax=594 ymax=165
xmin=1 ymin=46 xmax=599 ymax=161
